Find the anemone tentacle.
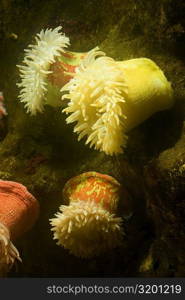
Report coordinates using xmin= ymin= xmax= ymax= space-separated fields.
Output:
xmin=61 ymin=48 xmax=128 ymax=155
xmin=17 ymin=27 xmax=70 ymax=115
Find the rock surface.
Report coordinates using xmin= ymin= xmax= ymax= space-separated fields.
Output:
xmin=0 ymin=0 xmax=184 ymax=277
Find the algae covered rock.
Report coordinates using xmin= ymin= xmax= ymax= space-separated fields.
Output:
xmin=0 ymin=0 xmax=184 ymax=277
xmin=142 ymin=124 xmax=185 ymax=276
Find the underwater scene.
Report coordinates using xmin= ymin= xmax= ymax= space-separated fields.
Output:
xmin=0 ymin=0 xmax=185 ymax=278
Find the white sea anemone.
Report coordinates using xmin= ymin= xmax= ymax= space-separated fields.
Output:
xmin=61 ymin=49 xmax=173 ymax=155
xmin=0 ymin=222 xmax=21 ymax=276
xmin=61 ymin=47 xmax=128 ymax=155
xmin=17 ymin=26 xmax=70 ymax=115
xmin=50 ymin=200 xmax=123 ymax=258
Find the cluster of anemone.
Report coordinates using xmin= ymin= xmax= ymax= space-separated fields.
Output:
xmin=17 ymin=27 xmax=173 ymax=155
xmin=15 ymin=27 xmax=175 ymax=260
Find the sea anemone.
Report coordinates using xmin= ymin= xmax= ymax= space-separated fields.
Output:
xmin=61 ymin=49 xmax=174 ymax=155
xmin=0 ymin=180 xmax=39 ymax=276
xmin=0 ymin=222 xmax=21 ymax=276
xmin=50 ymin=172 xmax=123 ymax=258
xmin=17 ymin=26 xmax=70 ymax=115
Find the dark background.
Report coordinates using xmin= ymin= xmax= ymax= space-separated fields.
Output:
xmin=0 ymin=0 xmax=185 ymax=277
